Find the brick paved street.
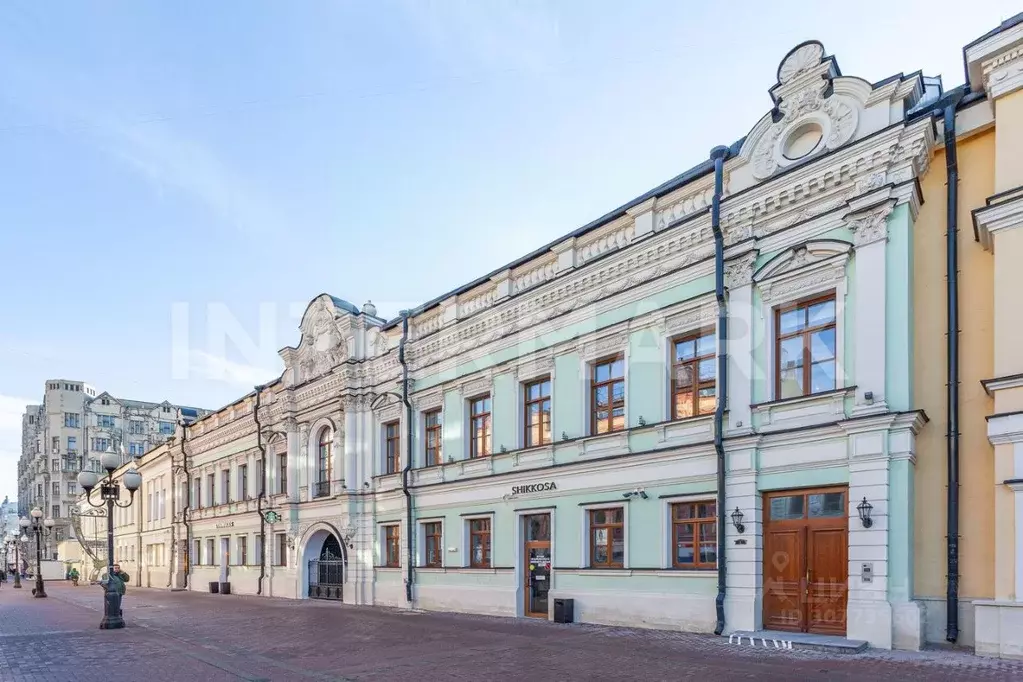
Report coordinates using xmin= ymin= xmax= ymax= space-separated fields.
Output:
xmin=1 ymin=583 xmax=1022 ymax=681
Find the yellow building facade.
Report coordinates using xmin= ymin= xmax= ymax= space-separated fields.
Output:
xmin=914 ymin=15 xmax=1023 ymax=659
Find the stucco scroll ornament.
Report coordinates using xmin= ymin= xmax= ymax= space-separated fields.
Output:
xmin=849 ymin=203 xmax=894 ymax=248
xmin=299 ymin=301 xmax=349 ymax=381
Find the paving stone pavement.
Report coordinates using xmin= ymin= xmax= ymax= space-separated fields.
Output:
xmin=2 ymin=582 xmax=1023 ymax=681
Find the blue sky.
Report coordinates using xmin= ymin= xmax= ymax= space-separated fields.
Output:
xmin=0 ymin=0 xmax=1016 ymax=500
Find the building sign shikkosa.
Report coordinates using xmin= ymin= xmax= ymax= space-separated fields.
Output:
xmin=511 ymin=482 xmax=557 ymax=495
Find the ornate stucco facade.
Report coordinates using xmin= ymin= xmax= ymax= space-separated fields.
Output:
xmin=71 ymin=17 xmax=1023 ymax=658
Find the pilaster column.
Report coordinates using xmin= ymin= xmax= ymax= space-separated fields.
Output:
xmin=723 ymin=440 xmax=760 ymax=632
xmin=297 ymin=422 xmax=309 ymax=501
xmin=343 ymin=406 xmax=359 ymax=490
xmin=283 ymin=418 xmax=298 ymax=499
xmin=725 ymin=253 xmax=756 ymax=432
xmin=848 ymin=200 xmax=895 ymax=415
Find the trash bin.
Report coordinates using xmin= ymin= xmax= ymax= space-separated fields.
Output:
xmin=553 ymin=598 xmax=574 ymax=624
xmin=209 ymin=581 xmax=219 ymax=593
xmin=219 ymin=582 xmax=231 ymax=595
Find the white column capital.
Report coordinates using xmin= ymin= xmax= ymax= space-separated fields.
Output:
xmin=966 ymin=21 xmax=1023 ymax=100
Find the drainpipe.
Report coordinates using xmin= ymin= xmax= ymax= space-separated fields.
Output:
xmin=180 ymin=423 xmax=191 ymax=590
xmin=398 ymin=310 xmax=415 ymax=604
xmin=942 ymin=90 xmax=964 ymax=643
xmin=254 ymin=385 xmax=267 ymax=596
xmin=710 ymin=144 xmax=730 ymax=636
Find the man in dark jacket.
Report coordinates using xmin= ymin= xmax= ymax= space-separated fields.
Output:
xmin=111 ymin=563 xmax=130 ymax=617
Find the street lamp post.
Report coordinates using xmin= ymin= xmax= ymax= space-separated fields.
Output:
xmin=19 ymin=508 xmax=55 ymax=598
xmin=77 ymin=452 xmax=141 ymax=630
xmin=5 ymin=532 xmax=26 ymax=589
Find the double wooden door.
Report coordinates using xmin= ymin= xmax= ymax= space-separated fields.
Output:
xmin=762 ymin=487 xmax=848 ymax=635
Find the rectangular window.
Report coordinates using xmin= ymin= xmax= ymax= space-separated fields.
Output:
xmin=469 ymin=518 xmax=491 ymax=568
xmin=222 ymin=470 xmax=231 ymax=504
xmin=206 ymin=538 xmax=215 ymax=565
xmin=52 ymin=482 xmax=60 ymax=495
xmin=67 ymin=436 xmax=77 ymax=452
xmin=384 ymin=526 xmax=400 ymax=567
xmin=67 ymin=482 xmax=76 ymax=496
xmin=97 ymin=415 xmax=115 ymax=428
xmin=52 ymin=504 xmax=60 ymax=519
xmin=591 ymin=356 xmax=625 ymax=435
xmin=51 ymin=459 xmax=59 ymax=472
xmin=278 ymin=453 xmax=287 ymax=494
xmin=523 ymin=378 xmax=552 ymax=447
xmin=671 ymin=502 xmax=717 ymax=569
xmin=159 ymin=421 xmax=174 ymax=435
xmin=276 ymin=533 xmax=288 ymax=567
xmin=193 ymin=540 xmax=201 ymax=570
xmin=207 ymin=474 xmax=215 ymax=506
xmin=239 ymin=464 xmax=249 ymax=500
xmin=159 ymin=489 xmax=166 ymax=519
xmin=672 ymin=331 xmax=716 ymax=419
xmin=129 ymin=420 xmax=144 ymax=434
xmin=423 ymin=522 xmax=442 ymax=568
xmin=775 ymin=294 xmax=837 ymax=399
xmin=64 ymin=412 xmax=80 ymax=428
xmin=384 ymin=421 xmax=401 ymax=474
xmin=193 ymin=477 xmax=202 ymax=508
xmin=424 ymin=410 xmax=443 ymax=466
xmin=51 ymin=436 xmax=59 ymax=451
xmin=237 ymin=536 xmax=248 ymax=565
xmin=589 ymin=507 xmax=625 ymax=568
xmin=469 ymin=395 xmax=492 ymax=459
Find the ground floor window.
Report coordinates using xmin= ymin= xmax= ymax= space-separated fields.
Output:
xmin=206 ymin=538 xmax=215 ymax=565
xmin=236 ymin=536 xmax=248 ymax=566
xmin=588 ymin=507 xmax=625 ymax=568
xmin=671 ymin=501 xmax=717 ymax=569
xmin=469 ymin=518 xmax=491 ymax=568
xmin=275 ymin=533 xmax=288 ymax=567
xmin=384 ymin=525 xmax=400 ymax=567
xmin=423 ymin=522 xmax=442 ymax=568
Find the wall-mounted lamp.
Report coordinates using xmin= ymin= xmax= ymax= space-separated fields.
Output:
xmin=621 ymin=489 xmax=649 ymax=500
xmin=857 ymin=497 xmax=873 ymax=528
xmin=638 ymin=416 xmax=647 ymax=427
xmin=730 ymin=507 xmax=745 ymax=534
xmin=864 ymin=391 xmax=874 ymax=405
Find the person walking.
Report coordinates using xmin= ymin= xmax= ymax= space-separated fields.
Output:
xmin=69 ymin=567 xmax=79 ymax=587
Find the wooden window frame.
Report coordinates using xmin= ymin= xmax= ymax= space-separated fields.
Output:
xmin=523 ymin=377 xmax=552 ymax=448
xmin=671 ymin=330 xmax=716 ymax=420
xmin=468 ymin=518 xmax=491 ymax=568
xmin=275 ymin=532 xmax=287 ymax=567
xmin=237 ymin=536 xmax=248 ymax=566
xmin=588 ymin=507 xmax=625 ymax=569
xmin=590 ymin=355 xmax=625 ymax=436
xmin=469 ymin=395 xmax=492 ymax=459
xmin=221 ymin=469 xmax=231 ymax=505
xmin=384 ymin=421 xmax=401 ymax=474
xmin=774 ymin=293 xmax=837 ymax=400
xmin=423 ymin=522 xmax=443 ymax=568
xmin=384 ymin=525 xmax=401 ymax=568
xmin=239 ymin=463 xmax=249 ymax=501
xmin=278 ymin=453 xmax=287 ymax=495
xmin=670 ymin=501 xmax=718 ymax=570
xmin=424 ymin=409 xmax=443 ymax=466
xmin=317 ymin=428 xmax=332 ymax=484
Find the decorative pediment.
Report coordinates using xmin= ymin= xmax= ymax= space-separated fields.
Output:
xmin=279 ymin=294 xmax=354 ymax=386
xmin=755 ymin=240 xmax=851 ymax=283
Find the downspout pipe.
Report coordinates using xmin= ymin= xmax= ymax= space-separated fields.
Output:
xmin=180 ymin=424 xmax=191 ymax=590
xmin=710 ymin=144 xmax=730 ymax=636
xmin=942 ymin=90 xmax=964 ymax=643
xmin=398 ymin=311 xmax=414 ymax=604
xmin=254 ymin=384 xmax=267 ymax=596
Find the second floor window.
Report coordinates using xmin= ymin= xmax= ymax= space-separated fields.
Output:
xmin=523 ymin=378 xmax=552 ymax=447
xmin=423 ymin=522 xmax=442 ymax=568
xmin=384 ymin=525 xmax=400 ymax=567
xmin=317 ymin=428 xmax=332 ymax=483
xmin=222 ymin=470 xmax=231 ymax=504
xmin=206 ymin=474 xmax=215 ymax=506
xmin=193 ymin=477 xmax=201 ymax=507
xmin=237 ymin=536 xmax=248 ymax=565
xmin=52 ymin=504 xmax=60 ymax=519
xmin=469 ymin=395 xmax=492 ymax=459
xmin=67 ymin=482 xmax=76 ymax=495
xmin=278 ymin=453 xmax=287 ymax=494
xmin=776 ymin=294 xmax=837 ymax=399
xmin=384 ymin=421 xmax=400 ymax=473
xmin=67 ymin=436 xmax=77 ymax=452
xmin=92 ymin=438 xmax=110 ymax=452
xmin=159 ymin=421 xmax=174 ymax=435
xmin=672 ymin=331 xmax=717 ymax=419
xmin=52 ymin=482 xmax=60 ymax=495
xmin=424 ymin=410 xmax=442 ymax=466
xmin=591 ymin=356 xmax=625 ymax=435
xmin=239 ymin=464 xmax=248 ymax=500
xmin=589 ymin=507 xmax=625 ymax=569
xmin=97 ymin=415 xmax=115 ymax=428
xmin=129 ymin=420 xmax=144 ymax=434
xmin=64 ymin=412 xmax=79 ymax=428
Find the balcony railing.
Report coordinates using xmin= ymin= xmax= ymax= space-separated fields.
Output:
xmin=313 ymin=480 xmax=331 ymax=499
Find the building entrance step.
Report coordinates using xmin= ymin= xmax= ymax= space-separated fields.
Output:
xmin=726 ymin=630 xmax=868 ymax=654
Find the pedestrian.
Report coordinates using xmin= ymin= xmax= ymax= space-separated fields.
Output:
xmin=69 ymin=567 xmax=79 ymax=587
xmin=111 ymin=563 xmax=129 ymax=617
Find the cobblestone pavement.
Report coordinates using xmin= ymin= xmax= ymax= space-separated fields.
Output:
xmin=3 ymin=583 xmax=1023 ymax=681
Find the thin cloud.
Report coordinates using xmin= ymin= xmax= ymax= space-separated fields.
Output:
xmin=0 ymin=394 xmax=34 ymax=502
xmin=190 ymin=349 xmax=280 ymax=388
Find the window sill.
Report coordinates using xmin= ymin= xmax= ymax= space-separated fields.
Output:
xmin=374 ymin=566 xmax=402 ymax=572
xmin=751 ymin=386 xmax=854 ymax=431
xmin=414 ymin=566 xmax=513 ymax=574
xmin=552 ymin=567 xmax=716 ymax=577
xmin=576 ymin=430 xmax=629 ymax=458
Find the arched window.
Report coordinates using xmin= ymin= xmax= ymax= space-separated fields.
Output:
xmin=317 ymin=427 xmax=332 ymax=485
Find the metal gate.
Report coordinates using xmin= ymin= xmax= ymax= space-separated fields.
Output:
xmin=308 ymin=559 xmax=345 ymax=600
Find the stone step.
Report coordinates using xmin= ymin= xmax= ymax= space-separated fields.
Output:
xmin=727 ymin=630 xmax=869 ymax=654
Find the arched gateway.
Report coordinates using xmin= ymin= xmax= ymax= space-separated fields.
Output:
xmin=301 ymin=526 xmax=347 ymax=601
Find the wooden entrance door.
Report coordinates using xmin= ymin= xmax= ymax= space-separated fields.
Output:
xmin=523 ymin=514 xmax=551 ymax=618
xmin=763 ymin=487 xmax=848 ymax=635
